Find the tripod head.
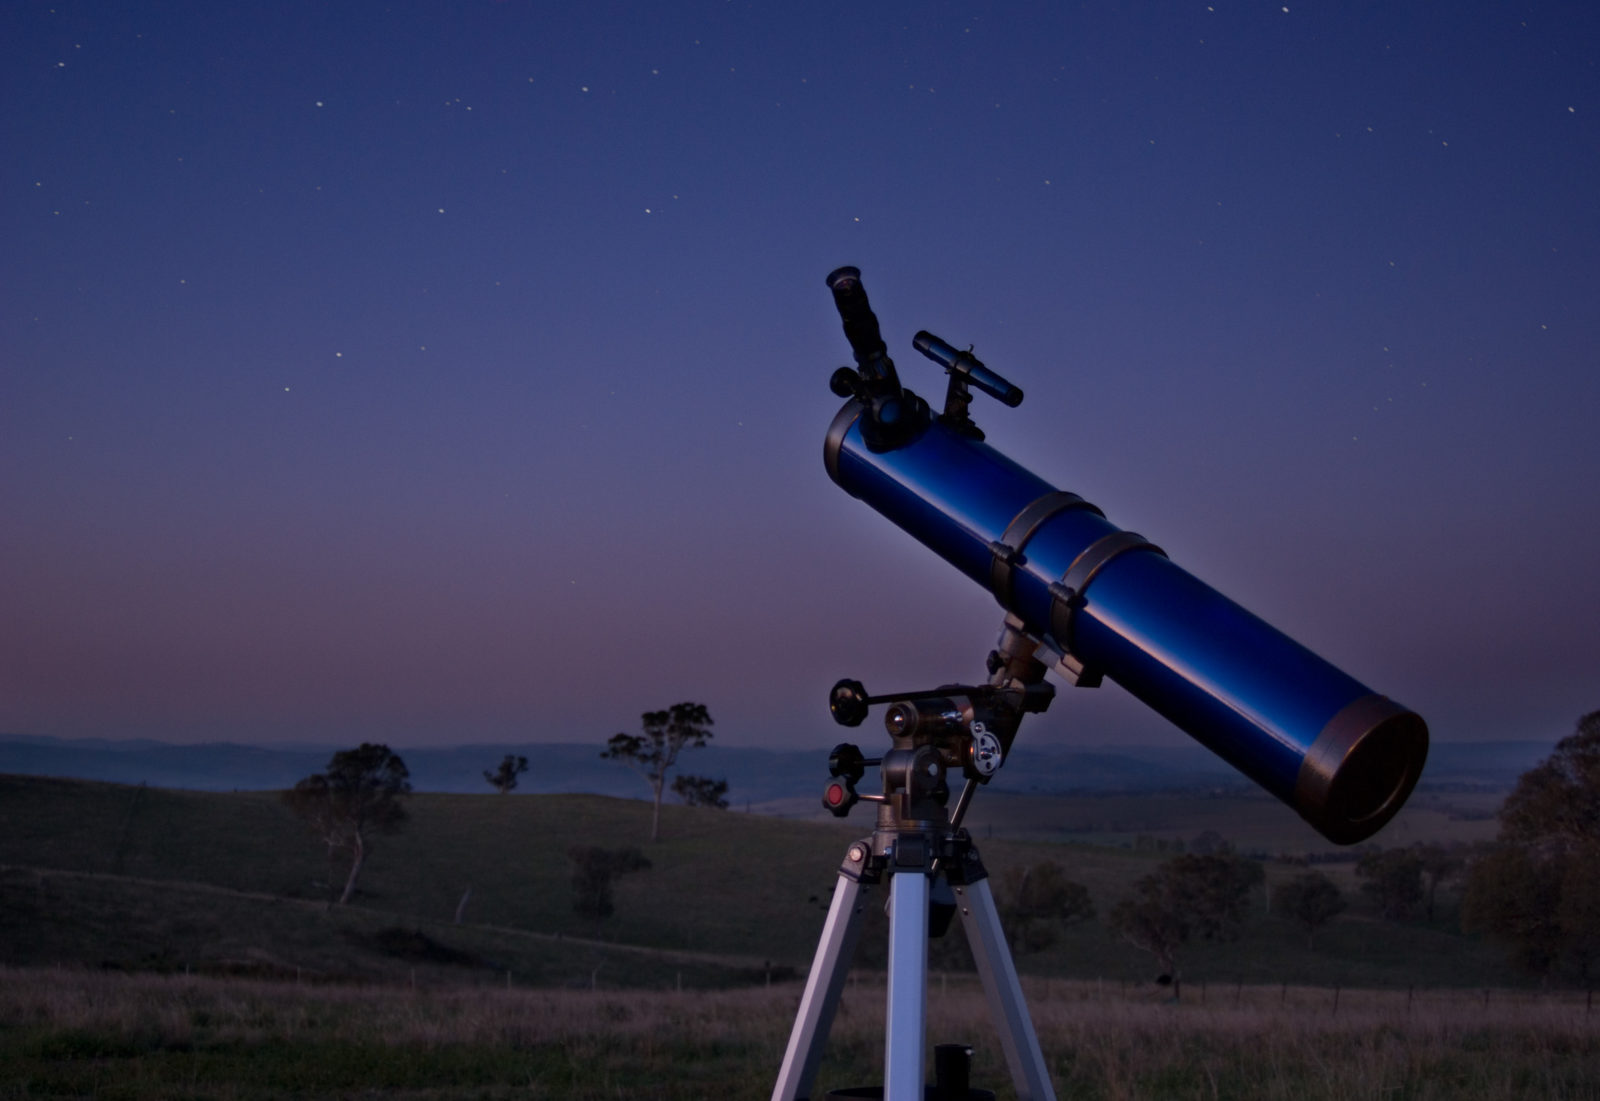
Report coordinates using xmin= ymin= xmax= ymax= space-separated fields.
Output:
xmin=821 ymin=615 xmax=1055 ymax=832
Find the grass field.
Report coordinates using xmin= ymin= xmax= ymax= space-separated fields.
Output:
xmin=0 ymin=773 xmax=1578 ymax=1098
xmin=0 ymin=773 xmax=1528 ymax=992
xmin=3 ymin=966 xmax=1596 ymax=1100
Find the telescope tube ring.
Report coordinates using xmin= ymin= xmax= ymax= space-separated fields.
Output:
xmin=1047 ymin=530 xmax=1166 ymax=659
xmin=988 ymin=490 xmax=1103 ymax=610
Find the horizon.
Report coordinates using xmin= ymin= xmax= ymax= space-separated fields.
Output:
xmin=0 ymin=727 xmax=1565 ymax=752
xmin=0 ymin=729 xmax=1552 ymax=807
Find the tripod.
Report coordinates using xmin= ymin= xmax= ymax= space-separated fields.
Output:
xmin=772 ymin=619 xmax=1061 ymax=1101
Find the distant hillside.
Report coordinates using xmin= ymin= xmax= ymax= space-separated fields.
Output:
xmin=0 ymin=732 xmax=1552 ymax=802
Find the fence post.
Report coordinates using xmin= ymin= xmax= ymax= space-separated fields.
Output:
xmin=1332 ymin=986 xmax=1340 ymax=1016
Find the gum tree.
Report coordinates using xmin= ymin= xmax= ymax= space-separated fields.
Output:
xmin=283 ymin=743 xmax=411 ymax=905
xmin=484 ymin=753 xmax=529 ymax=794
xmin=1109 ymin=852 xmax=1263 ymax=998
xmin=602 ymin=702 xmax=714 ymax=842
xmin=672 ymin=774 xmax=730 ymax=809
xmin=1273 ymin=870 xmax=1346 ymax=948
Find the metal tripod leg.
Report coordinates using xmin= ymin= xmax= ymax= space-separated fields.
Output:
xmin=884 ymin=868 xmax=930 ymax=1101
xmin=954 ymin=876 xmax=1057 ymax=1101
xmin=772 ymin=870 xmax=869 ymax=1101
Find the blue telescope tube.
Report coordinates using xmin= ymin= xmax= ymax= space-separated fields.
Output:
xmin=825 ymin=399 xmax=1427 ymax=845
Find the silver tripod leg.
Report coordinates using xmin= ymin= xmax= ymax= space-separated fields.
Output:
xmin=955 ymin=877 xmax=1057 ymax=1101
xmin=884 ymin=868 xmax=930 ymax=1101
xmin=772 ymin=872 xmax=869 ymax=1101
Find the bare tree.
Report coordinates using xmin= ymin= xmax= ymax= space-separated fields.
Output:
xmin=484 ymin=753 xmax=529 ymax=794
xmin=601 ymin=702 xmax=714 ymax=842
xmin=282 ymin=743 xmax=410 ymax=906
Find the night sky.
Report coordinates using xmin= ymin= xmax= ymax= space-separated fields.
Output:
xmin=4 ymin=3 xmax=1597 ymax=759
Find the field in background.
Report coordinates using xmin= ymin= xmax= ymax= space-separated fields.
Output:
xmin=931 ymin=785 xmax=1503 ymax=852
xmin=2 ymin=773 xmax=1574 ymax=1097
xmin=3 ymin=966 xmax=1596 ymax=1100
xmin=0 ymin=773 xmax=1524 ymax=993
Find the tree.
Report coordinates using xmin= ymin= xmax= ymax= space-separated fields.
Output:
xmin=1555 ymin=843 xmax=1600 ymax=980
xmin=1463 ymin=842 xmax=1565 ymax=975
xmin=671 ymin=774 xmax=729 ymax=809
xmin=1464 ymin=711 xmax=1600 ymax=980
xmin=568 ymin=845 xmax=651 ymax=925
xmin=1500 ymin=710 xmax=1600 ymax=846
xmin=601 ymin=702 xmax=714 ymax=842
xmin=1414 ymin=842 xmax=1466 ymax=923
xmin=1108 ymin=852 xmax=1262 ymax=996
xmin=282 ymin=743 xmax=410 ymax=906
xmin=1356 ymin=848 xmax=1424 ymax=921
xmin=997 ymin=860 xmax=1095 ymax=954
xmin=484 ymin=753 xmax=529 ymax=794
xmin=1272 ymin=870 xmax=1346 ymax=948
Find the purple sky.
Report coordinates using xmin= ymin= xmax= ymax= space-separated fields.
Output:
xmin=4 ymin=3 xmax=1597 ymax=755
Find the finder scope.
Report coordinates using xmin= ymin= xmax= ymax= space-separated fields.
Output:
xmin=821 ymin=267 xmax=1427 ymax=845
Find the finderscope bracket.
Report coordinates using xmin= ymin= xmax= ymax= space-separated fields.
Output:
xmin=912 ymin=330 xmax=1024 ymax=440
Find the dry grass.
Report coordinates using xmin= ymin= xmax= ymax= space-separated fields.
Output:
xmin=3 ymin=967 xmax=1597 ymax=1100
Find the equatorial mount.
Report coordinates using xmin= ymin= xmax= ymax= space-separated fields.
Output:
xmin=774 ymin=615 xmax=1065 ymax=1101
xmin=819 ymin=614 xmax=1057 ymax=827
xmin=820 ymin=677 xmax=1053 ymax=822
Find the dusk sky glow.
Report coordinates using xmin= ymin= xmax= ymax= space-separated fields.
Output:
xmin=4 ymin=3 xmax=1597 ymax=757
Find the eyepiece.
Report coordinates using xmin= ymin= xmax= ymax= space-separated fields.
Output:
xmin=826 ymin=266 xmax=889 ymax=368
xmin=825 ymin=266 xmax=861 ymax=291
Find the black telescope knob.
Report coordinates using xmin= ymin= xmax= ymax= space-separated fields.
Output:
xmin=829 ymin=367 xmax=863 ymax=398
xmin=827 ymin=742 xmax=867 ymax=783
xmin=829 ymin=678 xmax=871 ymax=727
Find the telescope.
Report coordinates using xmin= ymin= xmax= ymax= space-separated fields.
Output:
xmin=821 ymin=266 xmax=1426 ymax=846
xmin=775 ymin=270 xmax=1429 ymax=1101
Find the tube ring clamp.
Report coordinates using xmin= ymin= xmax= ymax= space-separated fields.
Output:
xmin=987 ymin=491 xmax=1103 ymax=609
xmin=1048 ymin=530 xmax=1166 ymax=660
